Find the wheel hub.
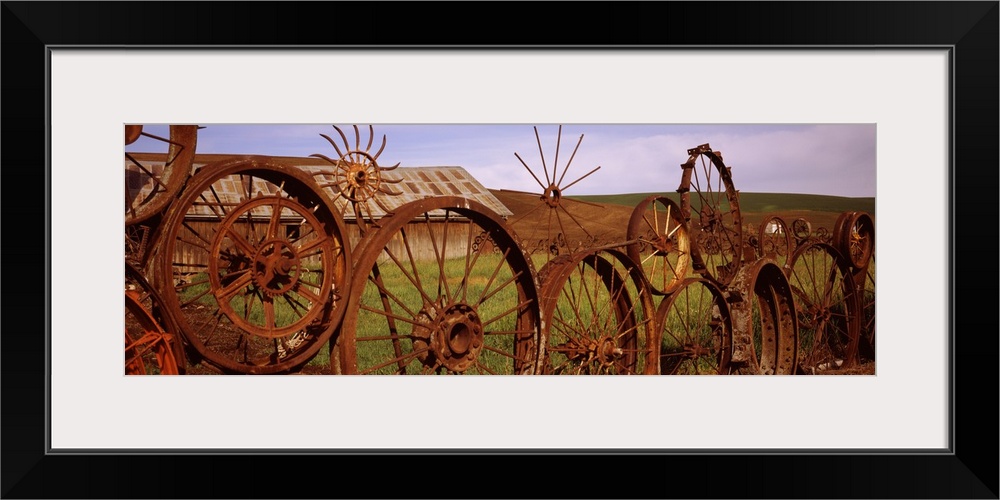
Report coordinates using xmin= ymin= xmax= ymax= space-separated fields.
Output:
xmin=595 ymin=336 xmax=622 ymax=366
xmin=347 ymin=163 xmax=370 ymax=189
xmin=651 ymin=235 xmax=676 ymax=255
xmin=556 ymin=335 xmax=622 ymax=367
xmin=412 ymin=303 xmax=485 ymax=372
xmin=541 ymin=184 xmax=562 ymax=208
xmin=253 ymin=239 xmax=301 ymax=297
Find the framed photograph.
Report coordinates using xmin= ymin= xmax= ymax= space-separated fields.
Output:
xmin=4 ymin=2 xmax=996 ymax=498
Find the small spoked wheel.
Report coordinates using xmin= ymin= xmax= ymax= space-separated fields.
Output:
xmin=537 ymin=249 xmax=655 ymax=375
xmin=156 ymin=157 xmax=351 ymax=374
xmin=834 ymin=211 xmax=875 ymax=269
xmin=656 ymin=277 xmax=733 ymax=375
xmin=626 ymin=195 xmax=691 ymax=295
xmin=337 ymin=197 xmax=540 ymax=375
xmin=791 ymin=218 xmax=812 ymax=243
xmin=757 ymin=216 xmax=792 ymax=264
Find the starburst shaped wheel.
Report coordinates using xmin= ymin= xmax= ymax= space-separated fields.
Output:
xmin=310 ymin=125 xmax=403 ymax=234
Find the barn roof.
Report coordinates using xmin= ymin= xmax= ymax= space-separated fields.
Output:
xmin=124 ymin=154 xmax=512 ymax=220
xmin=305 ymin=164 xmax=512 ymax=219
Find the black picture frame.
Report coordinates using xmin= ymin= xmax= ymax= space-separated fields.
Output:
xmin=3 ymin=2 xmax=997 ymax=498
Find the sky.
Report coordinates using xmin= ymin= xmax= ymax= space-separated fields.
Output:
xmin=128 ymin=124 xmax=877 ymax=198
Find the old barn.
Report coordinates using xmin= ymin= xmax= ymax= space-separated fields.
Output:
xmin=126 ymin=154 xmax=514 ymax=270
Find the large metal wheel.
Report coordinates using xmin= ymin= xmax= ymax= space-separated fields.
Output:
xmin=677 ymin=144 xmax=743 ymax=287
xmin=785 ymin=242 xmax=861 ymax=372
xmin=537 ymin=249 xmax=655 ymax=375
xmin=155 ymin=157 xmax=351 ymax=374
xmin=125 ymin=261 xmax=181 ymax=375
xmin=729 ymin=259 xmax=797 ymax=375
xmin=656 ymin=277 xmax=733 ymax=375
xmin=626 ymin=196 xmax=691 ymax=295
xmin=125 ymin=125 xmax=198 ymax=226
xmin=337 ymin=197 xmax=541 ymax=375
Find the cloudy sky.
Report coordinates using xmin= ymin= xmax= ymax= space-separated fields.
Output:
xmin=129 ymin=123 xmax=876 ymax=198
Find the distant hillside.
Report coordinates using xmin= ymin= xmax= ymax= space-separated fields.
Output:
xmin=563 ymin=192 xmax=875 ymax=215
xmin=489 ymin=189 xmax=875 ymax=246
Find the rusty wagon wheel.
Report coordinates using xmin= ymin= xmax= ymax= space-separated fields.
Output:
xmin=729 ymin=259 xmax=798 ymax=375
xmin=336 ymin=197 xmax=541 ymax=375
xmin=784 ymin=242 xmax=861 ymax=373
xmin=626 ymin=195 xmax=691 ymax=296
xmin=791 ymin=218 xmax=812 ymax=243
xmin=833 ymin=211 xmax=875 ymax=270
xmin=155 ymin=157 xmax=351 ymax=374
xmin=678 ymin=144 xmax=743 ymax=287
xmin=537 ymin=249 xmax=655 ymax=375
xmin=125 ymin=261 xmax=181 ymax=375
xmin=656 ymin=277 xmax=734 ymax=375
xmin=125 ymin=125 xmax=198 ymax=226
xmin=757 ymin=216 xmax=792 ymax=263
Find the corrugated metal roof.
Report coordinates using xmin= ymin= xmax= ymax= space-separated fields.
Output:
xmin=124 ymin=154 xmax=512 ymax=221
xmin=305 ymin=165 xmax=512 ymax=219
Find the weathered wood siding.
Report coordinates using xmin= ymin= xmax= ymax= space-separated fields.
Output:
xmin=171 ymin=219 xmax=491 ymax=271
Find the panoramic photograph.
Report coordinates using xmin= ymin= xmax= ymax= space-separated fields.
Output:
xmin=124 ymin=123 xmax=876 ymax=376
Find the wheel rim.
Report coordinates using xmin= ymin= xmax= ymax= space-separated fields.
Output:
xmin=786 ymin=242 xmax=861 ymax=372
xmin=656 ymin=278 xmax=733 ymax=375
xmin=338 ymin=197 xmax=540 ymax=375
xmin=729 ymin=259 xmax=797 ymax=375
xmin=757 ymin=216 xmax=792 ymax=265
xmin=125 ymin=125 xmax=198 ymax=226
xmin=840 ymin=212 xmax=875 ymax=269
xmin=791 ymin=218 xmax=812 ymax=243
xmin=857 ymin=258 xmax=876 ymax=361
xmin=678 ymin=144 xmax=743 ymax=287
xmin=538 ymin=249 xmax=655 ymax=375
xmin=125 ymin=261 xmax=183 ymax=374
xmin=156 ymin=157 xmax=351 ymax=374
xmin=626 ymin=196 xmax=691 ymax=295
